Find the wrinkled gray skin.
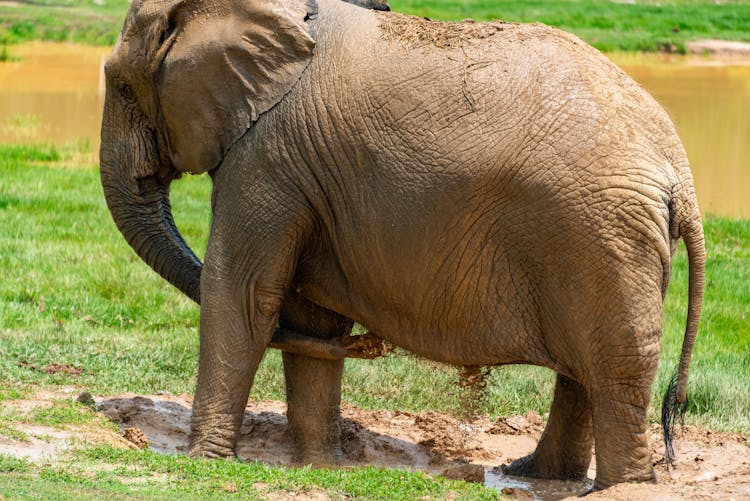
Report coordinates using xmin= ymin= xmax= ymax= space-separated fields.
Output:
xmin=100 ymin=0 xmax=704 ymax=490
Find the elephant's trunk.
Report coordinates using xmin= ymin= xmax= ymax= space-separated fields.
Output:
xmin=99 ymin=96 xmax=202 ymax=304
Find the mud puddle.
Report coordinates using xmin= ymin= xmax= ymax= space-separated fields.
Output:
xmin=485 ymin=469 xmax=593 ymax=500
xmin=95 ymin=394 xmax=750 ymax=499
xmin=97 ymin=394 xmax=522 ymax=483
xmin=2 ymin=392 xmax=750 ymax=499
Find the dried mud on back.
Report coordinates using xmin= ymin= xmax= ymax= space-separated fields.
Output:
xmin=377 ymin=11 xmax=508 ymax=49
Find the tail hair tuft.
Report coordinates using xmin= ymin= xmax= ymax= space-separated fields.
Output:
xmin=662 ymin=370 xmax=689 ymax=465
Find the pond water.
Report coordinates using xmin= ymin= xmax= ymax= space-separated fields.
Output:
xmin=484 ymin=468 xmax=594 ymax=500
xmin=613 ymin=53 xmax=750 ymax=219
xmin=0 ymin=43 xmax=108 ymax=150
xmin=1 ymin=43 xmax=748 ymax=217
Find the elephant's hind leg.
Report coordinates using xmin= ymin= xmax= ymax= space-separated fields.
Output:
xmin=589 ymin=337 xmax=660 ymax=489
xmin=280 ymin=292 xmax=353 ymax=466
xmin=283 ymin=352 xmax=345 ymax=465
xmin=504 ymin=374 xmax=593 ymax=480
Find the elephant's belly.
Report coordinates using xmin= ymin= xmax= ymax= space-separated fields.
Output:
xmin=293 ymin=252 xmax=553 ymax=368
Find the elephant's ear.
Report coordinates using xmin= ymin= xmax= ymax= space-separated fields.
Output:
xmin=158 ymin=0 xmax=317 ymax=174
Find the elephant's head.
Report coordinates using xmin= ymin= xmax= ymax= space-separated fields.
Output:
xmin=99 ymin=0 xmax=318 ymax=303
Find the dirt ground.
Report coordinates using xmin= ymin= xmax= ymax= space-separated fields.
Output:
xmin=1 ymin=392 xmax=749 ymax=499
xmin=686 ymin=39 xmax=750 ymax=57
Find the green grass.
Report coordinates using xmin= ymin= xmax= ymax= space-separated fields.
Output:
xmin=0 ymin=454 xmax=31 ymax=473
xmin=0 ymin=142 xmax=748 ymax=497
xmin=0 ymin=447 xmax=497 ymax=500
xmin=391 ymin=0 xmax=750 ymax=52
xmin=29 ymin=399 xmax=99 ymax=427
xmin=0 ymin=0 xmax=129 ymax=46
xmin=0 ymin=44 xmax=20 ymax=61
xmin=1 ymin=0 xmax=749 ymax=51
xmin=0 ymin=422 xmax=29 ymax=441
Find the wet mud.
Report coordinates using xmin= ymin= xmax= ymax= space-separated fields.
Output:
xmin=94 ymin=394 xmax=750 ymax=499
xmin=1 ymin=392 xmax=748 ymax=498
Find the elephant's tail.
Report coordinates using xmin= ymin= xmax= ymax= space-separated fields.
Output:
xmin=661 ymin=179 xmax=705 ymax=464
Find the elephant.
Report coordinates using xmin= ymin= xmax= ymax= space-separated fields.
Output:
xmin=99 ymin=0 xmax=705 ymax=490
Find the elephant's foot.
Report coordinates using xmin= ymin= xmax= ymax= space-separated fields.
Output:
xmin=587 ymin=472 xmax=656 ymax=494
xmin=188 ymin=442 xmax=234 ymax=459
xmin=587 ymin=346 xmax=661 ymax=489
xmin=503 ymin=453 xmax=537 ymax=477
xmin=290 ymin=443 xmax=344 ymax=467
xmin=593 ymin=466 xmax=655 ymax=491
xmin=503 ymin=452 xmax=589 ymax=481
xmin=590 ymin=390 xmax=657 ymax=489
xmin=189 ymin=412 xmax=241 ymax=459
xmin=505 ymin=374 xmax=593 ymax=481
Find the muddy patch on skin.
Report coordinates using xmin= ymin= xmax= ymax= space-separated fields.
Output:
xmin=377 ymin=11 xmax=508 ymax=49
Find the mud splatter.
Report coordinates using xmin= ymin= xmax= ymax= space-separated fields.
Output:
xmin=378 ymin=11 xmax=507 ymax=49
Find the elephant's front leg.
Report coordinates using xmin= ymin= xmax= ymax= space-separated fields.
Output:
xmin=505 ymin=374 xmax=593 ymax=480
xmin=189 ymin=211 xmax=301 ymax=458
xmin=280 ymin=293 xmax=353 ymax=465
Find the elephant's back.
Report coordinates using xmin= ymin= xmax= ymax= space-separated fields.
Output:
xmin=285 ymin=0 xmax=684 ymax=365
xmin=313 ymin=1 xmax=680 ymax=182
xmin=304 ymin=0 xmax=685 ymax=246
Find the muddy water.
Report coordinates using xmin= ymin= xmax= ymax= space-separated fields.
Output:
xmin=484 ymin=469 xmax=594 ymax=500
xmin=613 ymin=53 xmax=750 ymax=218
xmin=0 ymin=43 xmax=108 ymax=147
xmin=0 ymin=43 xmax=748 ymax=217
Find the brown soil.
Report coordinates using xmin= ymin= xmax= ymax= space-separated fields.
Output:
xmin=2 ymin=392 xmax=749 ymax=499
xmin=686 ymin=39 xmax=750 ymax=57
xmin=15 ymin=361 xmax=85 ymax=376
xmin=378 ymin=11 xmax=508 ymax=49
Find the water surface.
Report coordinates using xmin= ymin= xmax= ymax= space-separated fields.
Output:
xmin=1 ymin=43 xmax=748 ymax=217
xmin=484 ymin=468 xmax=594 ymax=500
xmin=613 ymin=53 xmax=750 ymax=218
xmin=0 ymin=43 xmax=107 ymax=147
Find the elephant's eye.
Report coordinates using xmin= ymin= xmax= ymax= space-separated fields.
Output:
xmin=117 ymin=82 xmax=134 ymax=101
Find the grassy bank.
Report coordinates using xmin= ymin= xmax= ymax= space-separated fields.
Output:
xmin=0 ymin=0 xmax=127 ymax=46
xmin=0 ymin=142 xmax=748 ymax=496
xmin=0 ymin=446 xmax=498 ymax=500
xmin=0 ymin=0 xmax=749 ymax=51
